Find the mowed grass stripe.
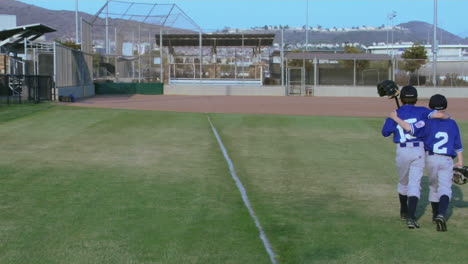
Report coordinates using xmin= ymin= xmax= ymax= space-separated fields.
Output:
xmin=0 ymin=105 xmax=270 ymax=264
xmin=210 ymin=113 xmax=468 ymax=264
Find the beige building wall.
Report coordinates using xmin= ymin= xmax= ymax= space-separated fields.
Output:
xmin=0 ymin=55 xmax=9 ymax=74
xmin=165 ymin=85 xmax=286 ymax=96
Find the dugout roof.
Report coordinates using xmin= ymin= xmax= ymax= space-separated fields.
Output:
xmin=0 ymin=24 xmax=56 ymax=51
xmin=285 ymin=52 xmax=392 ymax=61
xmin=155 ymin=33 xmax=276 ymax=47
xmin=0 ymin=24 xmax=56 ymax=41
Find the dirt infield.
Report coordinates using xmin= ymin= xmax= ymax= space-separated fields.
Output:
xmin=69 ymin=95 xmax=468 ymax=120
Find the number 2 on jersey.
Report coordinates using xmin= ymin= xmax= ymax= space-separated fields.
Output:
xmin=433 ymin=132 xmax=448 ymax=154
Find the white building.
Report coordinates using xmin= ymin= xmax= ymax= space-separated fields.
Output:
xmin=366 ymin=44 xmax=468 ymax=60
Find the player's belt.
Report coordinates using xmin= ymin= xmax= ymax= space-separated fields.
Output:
xmin=427 ymin=151 xmax=455 ymax=159
xmin=399 ymin=142 xmax=422 ymax=148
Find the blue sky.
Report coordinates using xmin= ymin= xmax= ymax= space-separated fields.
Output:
xmin=18 ymin=0 xmax=468 ymax=36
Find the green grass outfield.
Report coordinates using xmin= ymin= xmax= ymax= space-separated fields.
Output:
xmin=1 ymin=104 xmax=467 ymax=264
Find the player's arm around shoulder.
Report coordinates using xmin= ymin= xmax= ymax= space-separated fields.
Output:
xmin=429 ymin=109 xmax=451 ymax=119
xmin=389 ymin=110 xmax=411 ymax=132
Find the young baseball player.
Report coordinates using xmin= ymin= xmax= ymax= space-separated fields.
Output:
xmin=381 ymin=86 xmax=449 ymax=229
xmin=390 ymin=94 xmax=463 ymax=232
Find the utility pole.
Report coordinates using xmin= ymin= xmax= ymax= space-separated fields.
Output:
xmin=433 ymin=0 xmax=438 ymax=87
xmin=106 ymin=0 xmax=109 ymax=54
xmin=305 ymin=0 xmax=309 ymax=51
xmin=387 ymin=11 xmax=396 ymax=57
xmin=387 ymin=11 xmax=396 ymax=80
xmin=75 ymin=0 xmax=79 ymax=43
xmin=281 ymin=28 xmax=284 ymax=87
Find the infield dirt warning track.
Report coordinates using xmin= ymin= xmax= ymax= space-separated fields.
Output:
xmin=68 ymin=95 xmax=468 ymax=120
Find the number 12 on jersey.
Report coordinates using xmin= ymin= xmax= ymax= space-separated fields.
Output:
xmin=397 ymin=118 xmax=417 ymax=143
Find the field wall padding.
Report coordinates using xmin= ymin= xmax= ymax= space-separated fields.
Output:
xmin=95 ymin=83 xmax=164 ymax=95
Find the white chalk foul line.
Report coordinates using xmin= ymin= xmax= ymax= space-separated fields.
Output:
xmin=207 ymin=115 xmax=277 ymax=264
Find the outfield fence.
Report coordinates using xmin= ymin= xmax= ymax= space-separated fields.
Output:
xmin=283 ymin=55 xmax=468 ymax=96
xmin=94 ymin=82 xmax=163 ymax=95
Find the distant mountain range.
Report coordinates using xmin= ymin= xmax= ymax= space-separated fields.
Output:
xmin=252 ymin=21 xmax=468 ymax=47
xmin=1 ymin=0 xmax=95 ymax=40
xmin=458 ymin=30 xmax=468 ymax=38
xmin=1 ymin=0 xmax=467 ymax=46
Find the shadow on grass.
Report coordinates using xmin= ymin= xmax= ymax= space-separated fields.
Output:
xmin=0 ymin=102 xmax=53 ymax=123
xmin=416 ymin=176 xmax=468 ymax=221
xmin=416 ymin=176 xmax=430 ymax=220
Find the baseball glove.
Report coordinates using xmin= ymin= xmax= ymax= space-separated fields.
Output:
xmin=453 ymin=166 xmax=468 ymax=185
xmin=377 ymin=80 xmax=400 ymax=98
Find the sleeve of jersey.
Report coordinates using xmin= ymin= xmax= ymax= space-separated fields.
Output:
xmin=454 ymin=123 xmax=464 ymax=153
xmin=381 ymin=118 xmax=395 ymax=137
xmin=410 ymin=120 xmax=426 ymax=137
xmin=427 ymin=110 xmax=438 ymax=119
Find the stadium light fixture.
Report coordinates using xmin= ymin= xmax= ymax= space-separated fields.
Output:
xmin=387 ymin=11 xmax=396 ymax=57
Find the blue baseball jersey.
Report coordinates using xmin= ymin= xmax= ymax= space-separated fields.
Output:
xmin=410 ymin=118 xmax=464 ymax=157
xmin=381 ymin=105 xmax=436 ymax=143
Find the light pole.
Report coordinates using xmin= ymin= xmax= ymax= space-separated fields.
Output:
xmin=387 ymin=11 xmax=396 ymax=57
xmin=387 ymin=11 xmax=396 ymax=80
xmin=433 ymin=0 xmax=438 ymax=87
xmin=305 ymin=0 xmax=309 ymax=51
xmin=75 ymin=0 xmax=79 ymax=44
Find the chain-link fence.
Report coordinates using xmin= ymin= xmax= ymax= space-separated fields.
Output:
xmin=169 ymin=63 xmax=264 ymax=82
xmin=55 ymin=44 xmax=93 ymax=88
xmin=77 ymin=1 xmax=468 ymax=92
xmin=283 ymin=56 xmax=468 ymax=89
xmin=396 ymin=59 xmax=468 ymax=87
xmin=285 ymin=57 xmax=391 ymax=87
xmin=88 ymin=0 xmax=200 ymax=84
xmin=0 ymin=75 xmax=53 ymax=104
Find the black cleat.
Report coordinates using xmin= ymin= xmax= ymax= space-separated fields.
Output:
xmin=406 ymin=218 xmax=420 ymax=229
xmin=400 ymin=212 xmax=408 ymax=221
xmin=435 ymin=215 xmax=447 ymax=232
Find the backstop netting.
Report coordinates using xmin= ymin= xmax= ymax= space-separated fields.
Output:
xmin=88 ymin=0 xmax=200 ymax=83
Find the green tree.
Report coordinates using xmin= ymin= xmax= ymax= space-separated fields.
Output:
xmin=287 ymin=50 xmax=311 ymax=67
xmin=400 ymin=44 xmax=427 ymax=73
xmin=342 ymin=45 xmax=369 ymax=70
xmin=55 ymin=39 xmax=81 ymax=50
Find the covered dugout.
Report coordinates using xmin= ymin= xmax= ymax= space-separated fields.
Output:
xmin=156 ymin=33 xmax=275 ymax=85
xmin=0 ymin=24 xmax=56 ymax=103
xmin=284 ymin=52 xmax=392 ymax=96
